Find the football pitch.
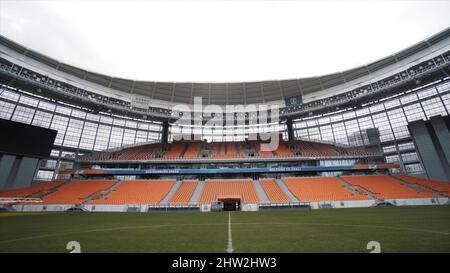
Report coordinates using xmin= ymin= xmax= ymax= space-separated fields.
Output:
xmin=1 ymin=206 xmax=449 ymax=253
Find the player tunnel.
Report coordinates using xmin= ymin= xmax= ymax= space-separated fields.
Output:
xmin=217 ymin=195 xmax=241 ymax=211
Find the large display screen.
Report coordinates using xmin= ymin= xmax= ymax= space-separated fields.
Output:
xmin=0 ymin=119 xmax=57 ymax=158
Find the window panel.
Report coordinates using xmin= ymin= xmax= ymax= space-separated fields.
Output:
xmin=19 ymin=95 xmax=39 ymax=107
xmin=421 ymin=97 xmax=447 ymax=118
xmin=387 ymin=108 xmax=409 ymax=139
xmin=109 ymin=127 xmax=124 ymax=148
xmin=0 ymin=100 xmax=15 ymax=120
xmin=94 ymin=125 xmax=111 ymax=150
xmin=403 ymin=103 xmax=426 ymax=122
xmin=371 ymin=112 xmax=394 ymax=142
xmin=79 ymin=122 xmax=98 ymax=150
xmin=32 ymin=110 xmax=53 ymax=128
xmin=0 ymin=89 xmax=20 ymax=102
xmin=331 ymin=122 xmax=348 ymax=144
xmin=11 ymin=105 xmax=35 ymax=124
xmin=63 ymin=118 xmax=83 ymax=148
xmin=417 ymin=87 xmax=437 ymax=99
xmin=50 ymin=115 xmax=69 ymax=145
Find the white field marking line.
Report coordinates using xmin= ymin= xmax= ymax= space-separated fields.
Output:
xmin=230 ymin=222 xmax=450 ymax=236
xmin=227 ymin=212 xmax=234 ymax=253
xmin=0 ymin=223 xmax=223 ymax=244
xmin=1 ymin=221 xmax=449 ymax=245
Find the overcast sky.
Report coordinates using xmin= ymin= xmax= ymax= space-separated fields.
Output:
xmin=0 ymin=0 xmax=449 ymax=82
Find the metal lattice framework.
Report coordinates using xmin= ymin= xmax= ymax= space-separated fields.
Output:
xmin=0 ymin=28 xmax=449 ymax=109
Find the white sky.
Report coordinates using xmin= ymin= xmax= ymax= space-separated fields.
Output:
xmin=0 ymin=0 xmax=449 ymax=82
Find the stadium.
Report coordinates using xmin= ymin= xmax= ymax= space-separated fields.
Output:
xmin=0 ymin=3 xmax=450 ymax=254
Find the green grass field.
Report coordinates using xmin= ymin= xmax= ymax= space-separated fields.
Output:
xmin=1 ymin=206 xmax=450 ymax=253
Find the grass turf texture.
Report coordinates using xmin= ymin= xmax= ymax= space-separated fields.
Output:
xmin=0 ymin=206 xmax=449 ymax=253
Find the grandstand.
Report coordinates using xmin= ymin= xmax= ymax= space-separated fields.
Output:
xmin=0 ymin=28 xmax=449 ymax=215
xmin=1 ymin=174 xmax=449 ymax=212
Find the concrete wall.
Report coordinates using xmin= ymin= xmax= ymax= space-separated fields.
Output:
xmin=0 ymin=154 xmax=15 ymax=190
xmin=408 ymin=116 xmax=450 ymax=182
xmin=0 ymin=153 xmax=40 ymax=191
xmin=429 ymin=116 xmax=450 ymax=172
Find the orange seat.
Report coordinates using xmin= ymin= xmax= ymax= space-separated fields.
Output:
xmin=164 ymin=142 xmax=186 ymax=159
xmin=199 ymin=179 xmax=259 ymax=204
xmin=274 ymin=141 xmax=293 ymax=157
xmin=0 ymin=181 xmax=64 ymax=198
xmin=168 ymin=180 xmax=197 ymax=205
xmin=260 ymin=178 xmax=290 ymax=203
xmin=395 ymin=175 xmax=450 ymax=197
xmin=92 ymin=180 xmax=175 ymax=205
xmin=42 ymin=180 xmax=116 ymax=205
xmin=81 ymin=140 xmax=371 ymax=161
xmin=341 ymin=175 xmax=438 ymax=200
xmin=283 ymin=177 xmax=368 ymax=202
xmin=183 ymin=142 xmax=203 ymax=158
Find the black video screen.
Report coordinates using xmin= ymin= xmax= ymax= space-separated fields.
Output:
xmin=0 ymin=119 xmax=57 ymax=158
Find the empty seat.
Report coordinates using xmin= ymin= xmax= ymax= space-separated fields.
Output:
xmin=0 ymin=181 xmax=64 ymax=198
xmin=396 ymin=175 xmax=450 ymax=197
xmin=274 ymin=141 xmax=294 ymax=157
xmin=283 ymin=177 xmax=368 ymax=202
xmin=341 ymin=175 xmax=437 ymax=200
xmin=183 ymin=142 xmax=203 ymax=158
xmin=80 ymin=139 xmax=371 ymax=161
xmin=199 ymin=179 xmax=259 ymax=204
xmin=164 ymin=142 xmax=186 ymax=159
xmin=42 ymin=180 xmax=116 ymax=205
xmin=224 ymin=143 xmax=241 ymax=158
xmin=92 ymin=180 xmax=175 ymax=205
xmin=168 ymin=180 xmax=198 ymax=205
xmin=260 ymin=178 xmax=290 ymax=203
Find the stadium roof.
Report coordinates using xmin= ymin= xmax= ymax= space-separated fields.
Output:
xmin=0 ymin=27 xmax=449 ymax=106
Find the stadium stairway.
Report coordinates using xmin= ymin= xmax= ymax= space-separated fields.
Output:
xmin=335 ymin=177 xmax=362 ymax=196
xmin=28 ymin=181 xmax=68 ymax=199
xmin=390 ymin=175 xmax=445 ymax=197
xmin=189 ymin=180 xmax=205 ymax=204
xmin=276 ymin=179 xmax=299 ymax=202
xmin=80 ymin=189 xmax=106 ymax=205
xmin=160 ymin=180 xmax=183 ymax=205
xmin=97 ymin=180 xmax=123 ymax=200
xmin=389 ymin=175 xmax=431 ymax=193
xmin=252 ymin=180 xmax=270 ymax=203
xmin=352 ymin=185 xmax=380 ymax=202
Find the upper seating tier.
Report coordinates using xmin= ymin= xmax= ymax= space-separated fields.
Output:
xmin=80 ymin=140 xmax=372 ymax=161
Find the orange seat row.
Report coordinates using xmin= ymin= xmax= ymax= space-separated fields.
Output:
xmin=259 ymin=178 xmax=290 ymax=203
xmin=341 ymin=175 xmax=437 ymax=200
xmin=168 ymin=180 xmax=198 ymax=205
xmin=0 ymin=181 xmax=64 ymax=198
xmin=92 ymin=180 xmax=175 ymax=205
xmin=396 ymin=175 xmax=450 ymax=197
xmin=283 ymin=177 xmax=368 ymax=202
xmin=199 ymin=179 xmax=259 ymax=204
xmin=42 ymin=180 xmax=116 ymax=205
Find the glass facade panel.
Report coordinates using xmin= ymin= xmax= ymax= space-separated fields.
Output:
xmin=11 ymin=105 xmax=35 ymax=124
xmin=1 ymin=76 xmax=450 ymax=178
